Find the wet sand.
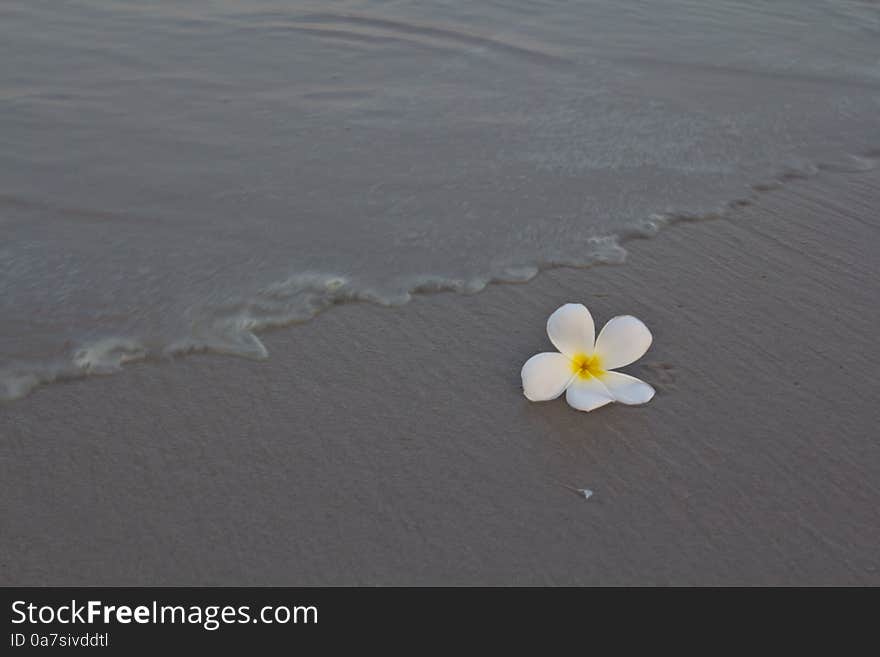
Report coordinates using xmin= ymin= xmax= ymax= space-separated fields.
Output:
xmin=1 ymin=166 xmax=879 ymax=585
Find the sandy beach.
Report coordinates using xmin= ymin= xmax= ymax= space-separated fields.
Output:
xmin=2 ymin=163 xmax=878 ymax=585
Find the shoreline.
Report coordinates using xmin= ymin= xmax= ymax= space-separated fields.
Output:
xmin=3 ymin=150 xmax=877 ymax=405
xmin=2 ymin=165 xmax=879 ymax=585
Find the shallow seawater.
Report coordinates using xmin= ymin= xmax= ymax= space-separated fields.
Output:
xmin=1 ymin=0 xmax=879 ymax=400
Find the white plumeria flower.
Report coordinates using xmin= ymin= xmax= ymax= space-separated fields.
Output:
xmin=521 ymin=303 xmax=655 ymax=412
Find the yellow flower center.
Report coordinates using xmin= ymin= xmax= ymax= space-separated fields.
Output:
xmin=571 ymin=352 xmax=605 ymax=380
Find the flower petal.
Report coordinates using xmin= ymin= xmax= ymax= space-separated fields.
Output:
xmin=599 ymin=371 xmax=655 ymax=405
xmin=594 ymin=315 xmax=652 ymax=369
xmin=521 ymin=352 xmax=574 ymax=401
xmin=565 ymin=375 xmax=613 ymax=412
xmin=546 ymin=303 xmax=595 ymax=358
